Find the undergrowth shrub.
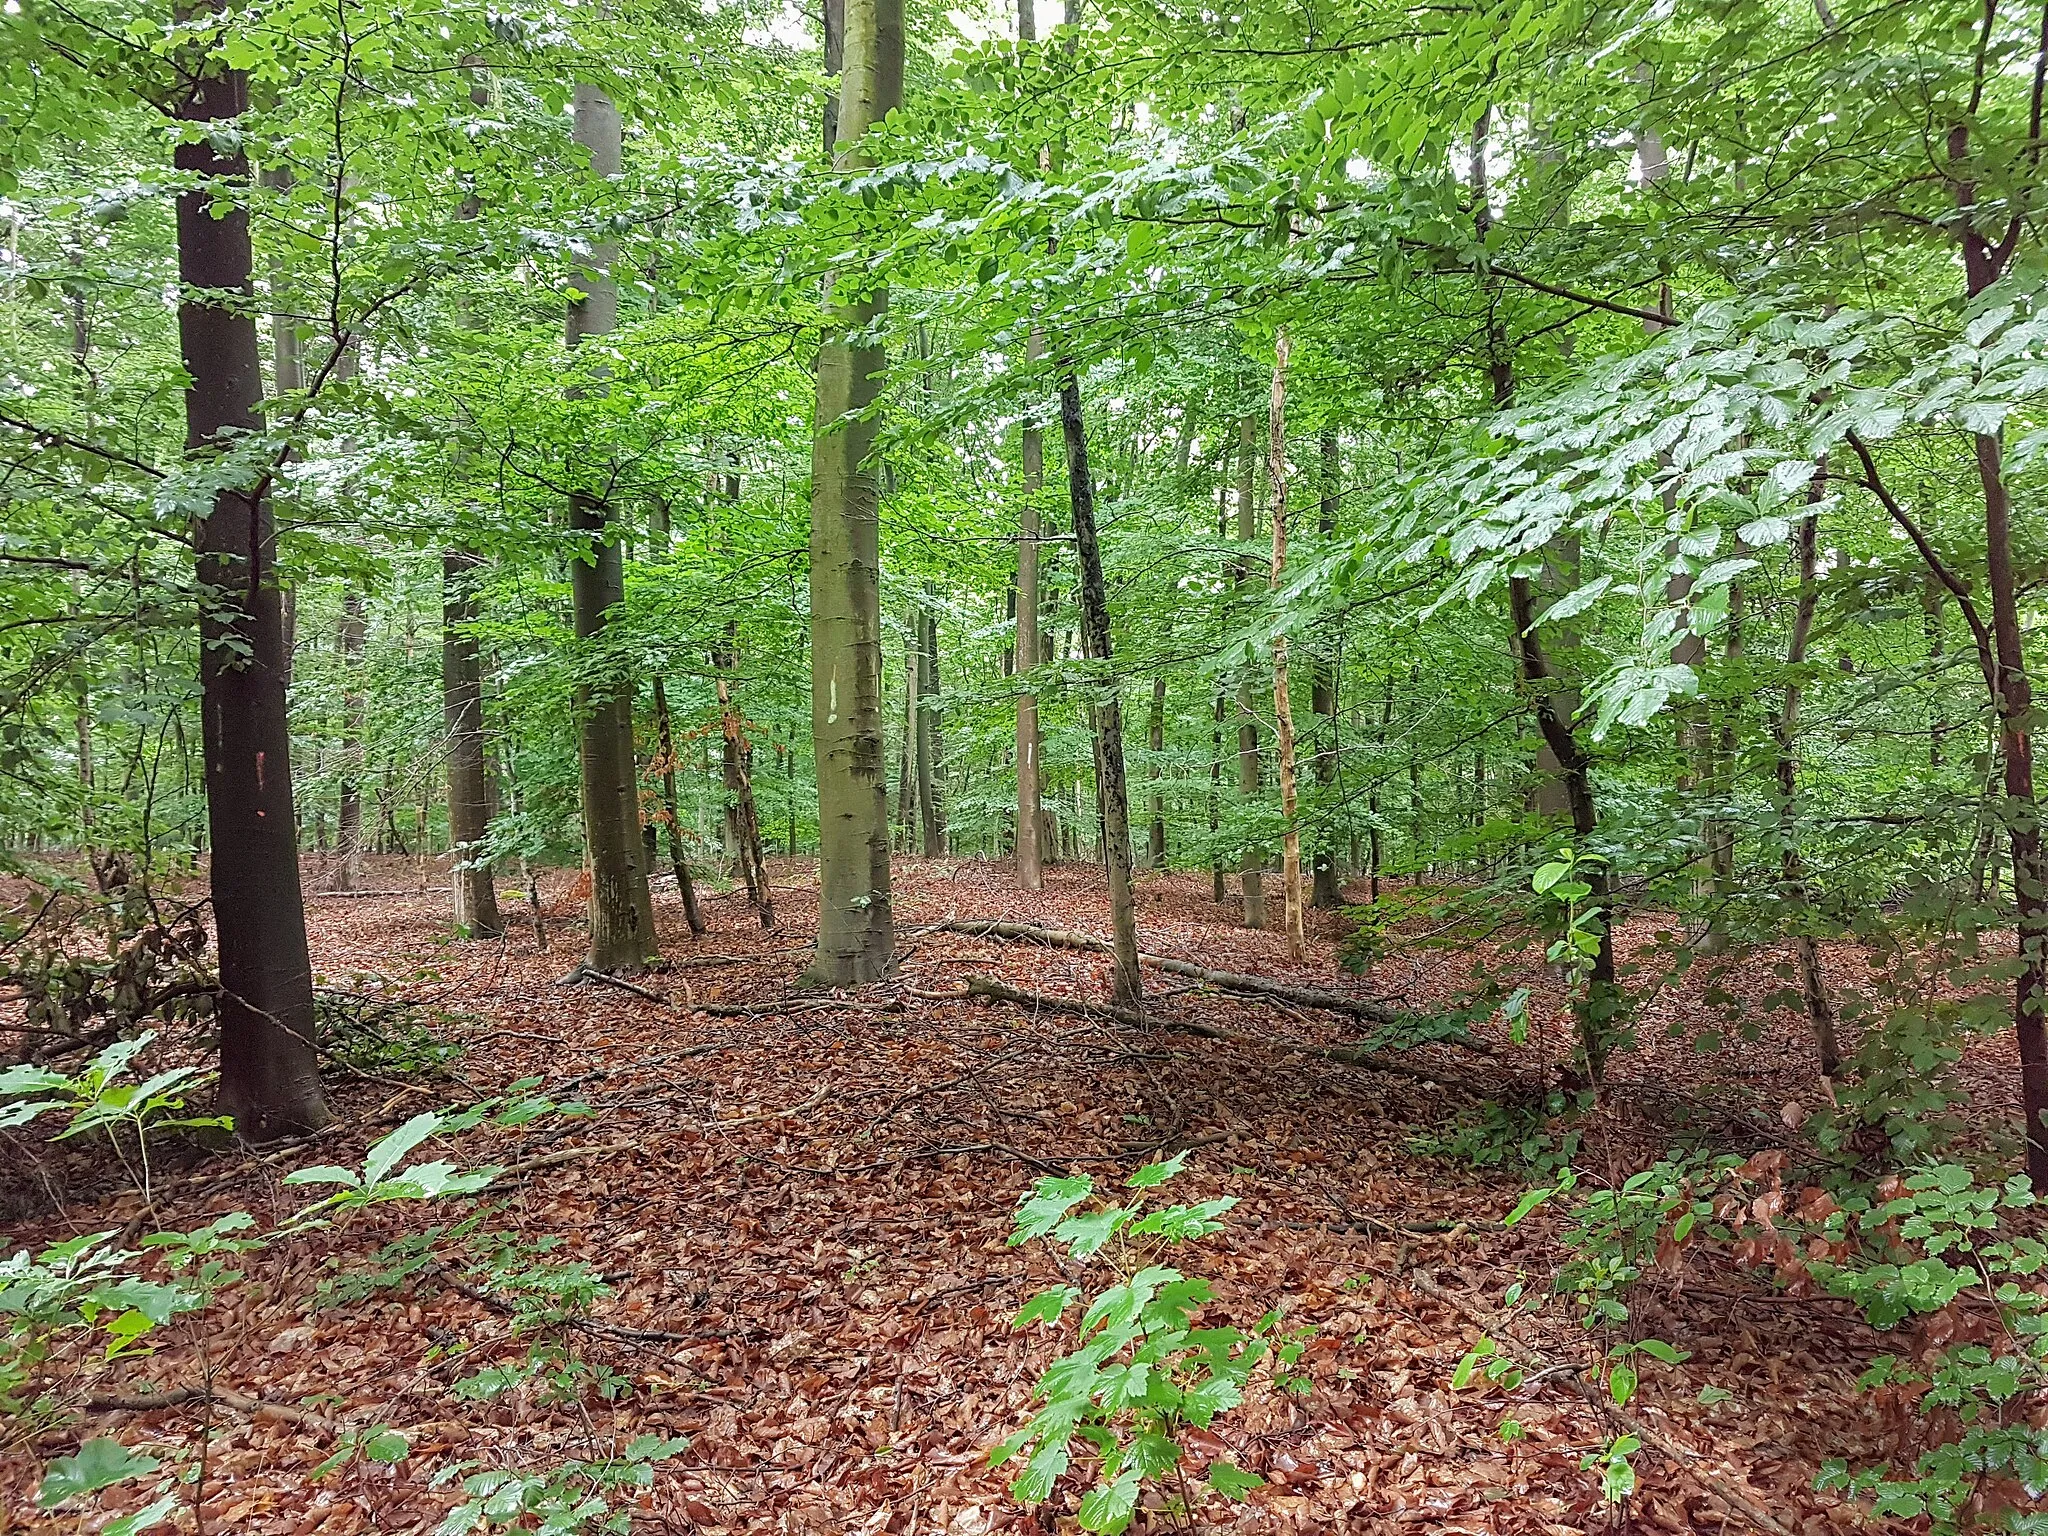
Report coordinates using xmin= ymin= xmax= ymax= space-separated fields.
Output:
xmin=1 ymin=1037 xmax=636 ymax=1533
xmin=994 ymin=1153 xmax=1308 ymax=1534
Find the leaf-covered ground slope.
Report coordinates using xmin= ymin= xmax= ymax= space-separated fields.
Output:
xmin=3 ymin=859 xmax=1958 ymax=1533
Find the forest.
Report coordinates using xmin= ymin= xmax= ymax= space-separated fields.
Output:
xmin=4 ymin=0 xmax=2048 ymax=1527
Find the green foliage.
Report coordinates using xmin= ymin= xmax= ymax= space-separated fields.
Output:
xmin=430 ymin=1436 xmax=689 ymax=1536
xmin=1805 ymin=1167 xmax=2048 ymax=1532
xmin=1413 ymin=1093 xmax=1583 ymax=1177
xmin=35 ymin=1437 xmax=159 ymax=1508
xmin=994 ymin=1154 xmax=1303 ymax=1533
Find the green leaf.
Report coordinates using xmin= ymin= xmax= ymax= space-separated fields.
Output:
xmin=1077 ymin=1466 xmax=1142 ymax=1533
xmin=1608 ymin=1362 xmax=1637 ymax=1406
xmin=282 ymin=1164 xmax=362 ymax=1190
xmin=364 ymin=1110 xmax=446 ymax=1188
xmin=38 ymin=1439 xmax=160 ymax=1508
xmin=1635 ymin=1339 xmax=1689 ymax=1364
xmin=1054 ymin=1206 xmax=1128 ymax=1258
xmin=364 ymin=1428 xmax=412 ymax=1463
xmin=1126 ymin=1150 xmax=1188 ymax=1188
xmin=1697 ymin=1385 xmax=1733 ymax=1404
xmin=1504 ymin=1186 xmax=1554 ymax=1226
xmin=103 ymin=1494 xmax=180 ymax=1535
xmin=1010 ymin=1437 xmax=1069 ymax=1502
xmin=1013 ymin=1286 xmax=1081 ymax=1330
xmin=1011 ymin=1176 xmax=1093 ymax=1244
xmin=1206 ymin=1459 xmax=1265 ymax=1499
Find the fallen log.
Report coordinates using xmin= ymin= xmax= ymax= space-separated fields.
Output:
xmin=960 ymin=974 xmax=1467 ymax=1087
xmin=932 ymin=918 xmax=1414 ymax=1028
xmin=85 ymin=1384 xmax=337 ymax=1433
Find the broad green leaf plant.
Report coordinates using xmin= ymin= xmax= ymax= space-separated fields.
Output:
xmin=993 ymin=1153 xmax=1307 ymax=1533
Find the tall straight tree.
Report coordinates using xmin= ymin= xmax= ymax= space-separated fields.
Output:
xmin=443 ymin=550 xmax=501 ymax=936
xmin=1010 ymin=0 xmax=1045 ymax=891
xmin=1309 ymin=427 xmax=1343 ymax=908
xmin=1267 ymin=330 xmax=1305 ymax=959
xmin=1015 ymin=373 xmax=1045 ymax=888
xmin=177 ymin=45 xmax=329 ymax=1137
xmin=804 ymin=0 xmax=902 ymax=985
xmin=567 ymin=78 xmax=657 ymax=973
xmin=332 ymin=587 xmax=366 ymax=892
xmin=1060 ymin=370 xmax=1142 ymax=1008
xmin=1233 ymin=414 xmax=1266 ymax=929
xmin=444 ymin=57 xmax=501 ymax=939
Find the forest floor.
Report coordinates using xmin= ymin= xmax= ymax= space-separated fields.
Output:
xmin=5 ymin=853 xmax=2010 ymax=1535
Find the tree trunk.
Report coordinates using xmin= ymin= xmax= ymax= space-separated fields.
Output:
xmin=1952 ymin=123 xmax=2048 ymax=1189
xmin=333 ymin=591 xmax=366 ymax=893
xmin=897 ymin=625 xmax=918 ymax=851
xmin=178 ymin=54 xmax=328 ymax=1138
xmin=441 ymin=60 xmax=500 ymax=940
xmin=1059 ymin=370 xmax=1141 ymax=1009
xmin=916 ymin=602 xmax=945 ymax=856
xmin=1509 ymin=576 xmax=1618 ymax=1080
xmin=1979 ymin=427 xmax=2048 ymax=1190
xmin=1268 ymin=331 xmax=1305 ymax=959
xmin=1234 ymin=415 xmax=1265 ymax=929
xmin=1146 ymin=674 xmax=1166 ymax=868
xmin=805 ymin=0 xmax=901 ymax=985
xmin=568 ymin=80 xmax=657 ymax=973
xmin=716 ymin=625 xmax=774 ymax=926
xmin=443 ymin=549 xmax=502 ymax=937
xmin=1771 ymin=486 xmax=1838 ymax=1078
xmin=1371 ymin=676 xmax=1389 ymax=902
xmin=1210 ymin=685 xmax=1227 ymax=901
xmin=650 ymin=675 xmax=706 ymax=936
xmin=1016 ymin=367 xmax=1045 ymax=888
xmin=1310 ymin=427 xmax=1343 ymax=909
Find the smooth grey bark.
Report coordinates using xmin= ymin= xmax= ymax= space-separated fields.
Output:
xmin=1268 ymin=329 xmax=1305 ymax=959
xmin=444 ymin=59 xmax=501 ymax=939
xmin=804 ymin=0 xmax=902 ymax=986
xmin=568 ymin=79 xmax=657 ymax=972
xmin=1233 ymin=415 xmax=1265 ymax=929
xmin=915 ymin=603 xmax=946 ymax=855
xmin=1310 ymin=427 xmax=1343 ymax=909
xmin=443 ymin=549 xmax=502 ymax=936
xmin=1146 ymin=674 xmax=1166 ymax=869
xmin=332 ymin=589 xmax=366 ymax=893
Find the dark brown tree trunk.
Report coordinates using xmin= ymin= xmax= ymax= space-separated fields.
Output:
xmin=1952 ymin=121 xmax=2048 ymax=1189
xmin=1979 ymin=429 xmax=2048 ymax=1189
xmin=1509 ymin=576 xmax=1618 ymax=1080
xmin=443 ymin=549 xmax=502 ymax=937
xmin=716 ymin=626 xmax=774 ymax=926
xmin=1060 ymin=369 xmax=1141 ymax=1008
xmin=178 ymin=56 xmax=328 ymax=1138
xmin=650 ymin=676 xmax=706 ymax=936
